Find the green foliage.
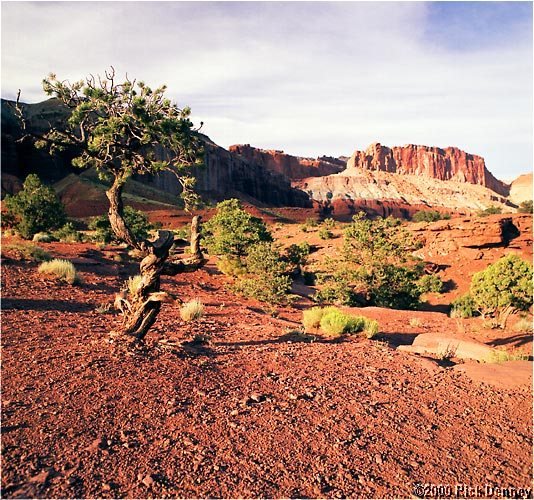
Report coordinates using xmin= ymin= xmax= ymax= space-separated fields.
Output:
xmin=286 ymin=242 xmax=311 ymax=266
xmin=305 ymin=218 xmax=318 ymax=227
xmin=302 ymin=306 xmax=339 ymax=331
xmin=312 ymin=212 xmax=434 ymax=309
xmin=89 ymin=206 xmax=153 ymax=244
xmin=322 ymin=218 xmax=336 ymax=229
xmin=217 ymin=256 xmax=247 ymax=277
xmin=318 ymin=227 xmax=333 ymax=240
xmin=38 ymin=258 xmax=81 ymax=285
xmin=40 ymin=70 xmax=203 ymax=209
xmin=477 ymin=205 xmax=502 ymax=217
xmin=3 ymin=243 xmax=51 ymax=262
xmin=126 ymin=274 xmax=143 ymax=297
xmin=417 ymin=273 xmax=444 ymax=294
xmin=412 ymin=210 xmax=451 ymax=223
xmin=314 ymin=271 xmax=359 ymax=306
xmin=518 ymin=200 xmax=533 ymax=213
xmin=450 ymin=294 xmax=477 ymax=318
xmin=203 ymin=199 xmax=272 ymax=257
xmin=3 ymin=174 xmax=66 ymax=239
xmin=470 ymin=254 xmax=533 ymax=328
xmin=52 ymin=222 xmax=83 ymax=243
xmin=32 ymin=232 xmax=56 ymax=243
xmin=233 ymin=242 xmax=292 ymax=306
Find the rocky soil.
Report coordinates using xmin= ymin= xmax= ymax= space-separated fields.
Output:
xmin=1 ymin=222 xmax=532 ymax=498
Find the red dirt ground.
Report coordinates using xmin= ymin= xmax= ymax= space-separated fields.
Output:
xmin=1 ymin=232 xmax=532 ymax=498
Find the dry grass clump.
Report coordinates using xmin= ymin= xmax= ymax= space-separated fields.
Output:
xmin=127 ymin=274 xmax=143 ymax=297
xmin=302 ymin=306 xmax=379 ymax=339
xmin=513 ymin=317 xmax=532 ymax=333
xmin=38 ymin=258 xmax=81 ymax=285
xmin=180 ymin=299 xmax=205 ymax=322
xmin=486 ymin=348 xmax=529 ymax=364
xmin=3 ymin=243 xmax=51 ymax=262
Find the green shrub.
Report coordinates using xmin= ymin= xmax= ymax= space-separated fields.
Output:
xmin=412 ymin=210 xmax=450 ymax=223
xmin=322 ymin=218 xmax=336 ymax=229
xmin=518 ymin=200 xmax=533 ymax=214
xmin=3 ymin=174 xmax=66 ymax=239
xmin=32 ymin=232 xmax=56 ymax=243
xmin=305 ymin=217 xmax=318 ymax=227
xmin=470 ymin=254 xmax=533 ymax=328
xmin=89 ymin=206 xmax=153 ymax=244
xmin=3 ymin=243 xmax=51 ymax=262
xmin=417 ymin=273 xmax=443 ymax=294
xmin=203 ymin=199 xmax=272 ymax=257
xmin=180 ymin=299 xmax=204 ymax=322
xmin=450 ymin=294 xmax=477 ymax=318
xmin=52 ymin=222 xmax=83 ymax=242
xmin=314 ymin=271 xmax=359 ymax=306
xmin=38 ymin=258 xmax=81 ymax=285
xmin=217 ymin=256 xmax=247 ymax=277
xmin=318 ymin=227 xmax=333 ymax=240
xmin=302 ymin=306 xmax=339 ymax=331
xmin=320 ymin=309 xmax=350 ymax=337
xmin=233 ymin=242 xmax=292 ymax=306
xmin=477 ymin=205 xmax=502 ymax=217
xmin=286 ymin=242 xmax=311 ymax=266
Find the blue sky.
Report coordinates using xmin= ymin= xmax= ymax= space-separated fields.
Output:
xmin=1 ymin=2 xmax=532 ymax=181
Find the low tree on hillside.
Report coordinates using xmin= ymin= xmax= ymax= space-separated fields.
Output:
xmin=4 ymin=173 xmax=66 ymax=239
xmin=15 ymin=68 xmax=206 ymax=343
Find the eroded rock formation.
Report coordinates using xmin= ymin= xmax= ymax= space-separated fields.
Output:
xmin=229 ymin=144 xmax=344 ymax=179
xmin=346 ymin=143 xmax=509 ymax=197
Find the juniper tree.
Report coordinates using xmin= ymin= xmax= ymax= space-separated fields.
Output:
xmin=15 ymin=68 xmax=207 ymax=343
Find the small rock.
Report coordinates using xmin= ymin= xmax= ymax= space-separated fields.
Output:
xmin=374 ymin=454 xmax=383 ymax=465
xmin=141 ymin=474 xmax=155 ymax=488
xmin=230 ymin=409 xmax=239 ymax=416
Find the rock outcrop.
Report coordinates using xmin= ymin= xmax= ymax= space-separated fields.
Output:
xmin=295 ymin=167 xmax=513 ymax=217
xmin=346 ymin=142 xmax=509 ymax=197
xmin=229 ymin=144 xmax=344 ymax=179
xmin=1 ymin=99 xmax=310 ymax=208
xmin=509 ymin=173 xmax=533 ymax=205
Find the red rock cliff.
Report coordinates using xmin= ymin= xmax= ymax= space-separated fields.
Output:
xmin=229 ymin=144 xmax=344 ymax=179
xmin=347 ymin=143 xmax=509 ymax=196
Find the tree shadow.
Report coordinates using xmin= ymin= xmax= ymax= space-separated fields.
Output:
xmin=418 ymin=303 xmax=451 ymax=314
xmin=214 ymin=331 xmax=352 ymax=348
xmin=441 ymin=279 xmax=457 ymax=293
xmin=2 ymin=298 xmax=94 ymax=313
xmin=380 ymin=332 xmax=419 ymax=348
xmin=487 ymin=334 xmax=533 ymax=349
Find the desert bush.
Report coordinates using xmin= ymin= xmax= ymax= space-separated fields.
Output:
xmin=52 ymin=222 xmax=83 ymax=243
xmin=513 ymin=316 xmax=533 ymax=333
xmin=363 ymin=318 xmax=380 ymax=339
xmin=469 ymin=254 xmax=533 ymax=328
xmin=89 ymin=206 xmax=153 ymax=244
xmin=412 ymin=210 xmax=450 ymax=223
xmin=203 ymin=199 xmax=272 ymax=257
xmin=216 ymin=256 xmax=247 ymax=277
xmin=300 ymin=224 xmax=309 ymax=233
xmin=305 ymin=217 xmax=318 ymax=227
xmin=286 ymin=242 xmax=311 ymax=267
xmin=32 ymin=232 xmax=56 ymax=243
xmin=318 ymin=227 xmax=333 ymax=240
xmin=302 ymin=306 xmax=339 ymax=331
xmin=518 ymin=200 xmax=533 ymax=213
xmin=313 ymin=212 xmax=436 ymax=309
xmin=320 ymin=309 xmax=352 ymax=337
xmin=477 ymin=205 xmax=502 ymax=217
xmin=322 ymin=218 xmax=336 ymax=229
xmin=450 ymin=293 xmax=477 ymax=319
xmin=180 ymin=299 xmax=205 ymax=322
xmin=233 ymin=242 xmax=292 ymax=306
xmin=486 ymin=348 xmax=529 ymax=363
xmin=3 ymin=174 xmax=66 ymax=239
xmin=234 ymin=243 xmax=292 ymax=305
xmin=417 ymin=273 xmax=444 ymax=294
xmin=38 ymin=258 xmax=81 ymax=285
xmin=3 ymin=243 xmax=51 ymax=262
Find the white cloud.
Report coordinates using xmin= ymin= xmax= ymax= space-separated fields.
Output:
xmin=1 ymin=2 xmax=531 ymax=180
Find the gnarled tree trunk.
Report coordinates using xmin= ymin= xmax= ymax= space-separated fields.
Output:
xmin=107 ymin=180 xmax=207 ymax=344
